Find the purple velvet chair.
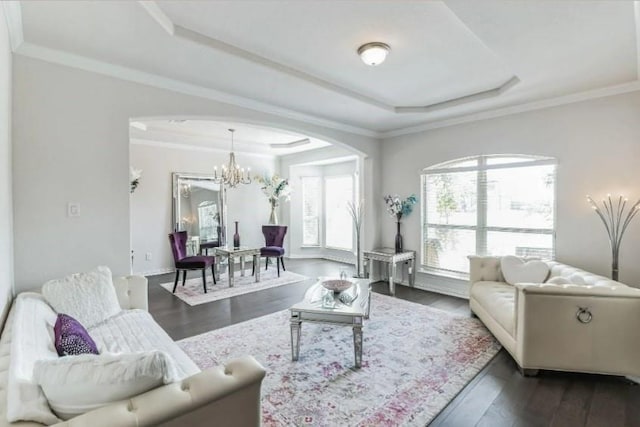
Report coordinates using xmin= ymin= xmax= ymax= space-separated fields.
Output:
xmin=254 ymin=225 xmax=287 ymax=277
xmin=168 ymin=231 xmax=216 ymax=294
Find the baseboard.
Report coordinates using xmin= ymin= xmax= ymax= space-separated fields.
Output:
xmin=288 ymin=253 xmax=353 ymax=265
xmin=321 ymin=254 xmax=355 ymax=265
xmin=409 ymin=281 xmax=469 ymax=299
xmin=371 ymin=273 xmax=469 ymax=299
xmin=136 ymin=267 xmax=174 ymax=277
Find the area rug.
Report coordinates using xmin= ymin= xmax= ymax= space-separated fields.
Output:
xmin=178 ymin=292 xmax=501 ymax=426
xmin=159 ymin=269 xmax=307 ymax=305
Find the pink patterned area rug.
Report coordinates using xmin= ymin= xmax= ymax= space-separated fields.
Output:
xmin=159 ymin=270 xmax=307 ymax=305
xmin=178 ymin=292 xmax=501 ymax=426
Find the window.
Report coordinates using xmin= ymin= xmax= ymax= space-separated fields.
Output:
xmin=422 ymin=155 xmax=556 ymax=275
xmin=301 ymin=177 xmax=321 ymax=246
xmin=325 ymin=175 xmax=354 ymax=250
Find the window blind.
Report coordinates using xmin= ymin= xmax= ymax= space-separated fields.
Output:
xmin=422 ymin=155 xmax=556 ymax=275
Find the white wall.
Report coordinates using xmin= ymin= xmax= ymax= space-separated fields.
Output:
xmin=382 ymin=91 xmax=640 ymax=295
xmin=12 ymin=56 xmax=380 ymax=291
xmin=130 ymin=141 xmax=276 ymax=275
xmin=0 ymin=7 xmax=13 ymax=323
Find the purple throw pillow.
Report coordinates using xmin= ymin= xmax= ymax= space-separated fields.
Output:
xmin=53 ymin=313 xmax=99 ymax=356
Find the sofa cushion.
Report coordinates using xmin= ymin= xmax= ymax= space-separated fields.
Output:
xmin=33 ymin=350 xmax=177 ymax=420
xmin=7 ymin=293 xmax=60 ymax=425
xmin=54 ymin=314 xmax=99 ymax=356
xmin=42 ymin=266 xmax=122 ymax=328
xmin=88 ymin=309 xmax=200 ymax=380
xmin=470 ymin=281 xmax=516 ymax=337
xmin=546 ymin=276 xmax=572 ymax=285
xmin=501 ymin=256 xmax=549 ymax=285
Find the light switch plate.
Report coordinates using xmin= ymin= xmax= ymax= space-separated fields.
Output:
xmin=67 ymin=202 xmax=80 ymax=217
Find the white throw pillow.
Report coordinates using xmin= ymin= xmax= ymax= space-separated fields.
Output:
xmin=42 ymin=266 xmax=121 ymax=328
xmin=7 ymin=293 xmax=60 ymax=425
xmin=501 ymin=256 xmax=550 ymax=285
xmin=33 ymin=351 xmax=178 ymax=420
xmin=546 ymin=276 xmax=572 ymax=285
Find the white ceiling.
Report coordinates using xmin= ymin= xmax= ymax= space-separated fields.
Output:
xmin=9 ymin=1 xmax=640 ymax=135
xmin=130 ymin=120 xmax=331 ymax=156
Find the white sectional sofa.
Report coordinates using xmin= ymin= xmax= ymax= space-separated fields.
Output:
xmin=469 ymin=256 xmax=640 ymax=377
xmin=0 ymin=275 xmax=266 ymax=427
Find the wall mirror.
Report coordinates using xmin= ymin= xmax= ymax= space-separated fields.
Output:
xmin=172 ymin=173 xmax=226 ymax=255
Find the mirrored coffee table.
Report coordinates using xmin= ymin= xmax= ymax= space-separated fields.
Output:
xmin=213 ymin=246 xmax=261 ymax=287
xmin=289 ymin=278 xmax=371 ymax=368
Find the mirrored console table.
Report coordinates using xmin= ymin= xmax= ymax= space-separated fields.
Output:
xmin=363 ymin=248 xmax=416 ymax=296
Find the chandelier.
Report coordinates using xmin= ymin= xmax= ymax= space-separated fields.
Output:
xmin=214 ymin=129 xmax=251 ymax=188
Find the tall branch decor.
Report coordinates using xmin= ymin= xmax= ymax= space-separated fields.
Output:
xmin=586 ymin=193 xmax=640 ymax=281
xmin=347 ymin=199 xmax=365 ymax=278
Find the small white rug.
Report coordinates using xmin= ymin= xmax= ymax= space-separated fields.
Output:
xmin=159 ymin=269 xmax=308 ymax=305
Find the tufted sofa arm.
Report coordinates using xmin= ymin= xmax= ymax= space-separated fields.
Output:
xmin=514 ymin=281 xmax=640 ymax=376
xmin=112 ymin=275 xmax=148 ymax=311
xmin=54 ymin=356 xmax=266 ymax=427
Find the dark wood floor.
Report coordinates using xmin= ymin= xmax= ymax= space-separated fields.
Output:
xmin=147 ymin=258 xmax=639 ymax=427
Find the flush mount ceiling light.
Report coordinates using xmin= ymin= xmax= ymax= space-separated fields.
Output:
xmin=357 ymin=42 xmax=390 ymax=66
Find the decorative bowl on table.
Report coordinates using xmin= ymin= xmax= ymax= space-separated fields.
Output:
xmin=321 ymin=279 xmax=353 ymax=293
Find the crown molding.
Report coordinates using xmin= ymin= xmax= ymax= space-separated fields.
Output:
xmin=14 ymin=41 xmax=378 ymax=138
xmin=138 ymin=1 xmax=519 ymax=115
xmin=394 ymin=76 xmax=519 ymax=113
xmin=635 ymin=1 xmax=640 ymax=79
xmin=130 ymin=138 xmax=276 ymax=159
xmin=138 ymin=1 xmax=174 ymax=36
xmin=2 ymin=1 xmax=23 ymax=51
xmin=380 ymin=79 xmax=640 ymax=138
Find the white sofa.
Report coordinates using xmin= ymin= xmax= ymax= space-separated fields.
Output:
xmin=469 ymin=256 xmax=640 ymax=377
xmin=0 ymin=275 xmax=266 ymax=427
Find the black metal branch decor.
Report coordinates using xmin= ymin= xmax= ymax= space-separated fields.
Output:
xmin=586 ymin=194 xmax=640 ymax=281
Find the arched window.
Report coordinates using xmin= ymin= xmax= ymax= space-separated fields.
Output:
xmin=421 ymin=155 xmax=556 ymax=276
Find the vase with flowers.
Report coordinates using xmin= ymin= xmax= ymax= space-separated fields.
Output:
xmin=383 ymin=194 xmax=418 ymax=253
xmin=255 ymin=174 xmax=292 ymax=224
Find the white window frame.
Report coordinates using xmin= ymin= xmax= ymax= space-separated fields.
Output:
xmin=324 ymin=174 xmax=355 ymax=251
xmin=420 ymin=154 xmax=557 ymax=277
xmin=301 ymin=176 xmax=321 ymax=247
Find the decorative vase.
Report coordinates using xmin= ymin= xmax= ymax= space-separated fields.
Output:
xmin=268 ymin=201 xmax=278 ymax=225
xmin=233 ymin=221 xmax=240 ymax=249
xmin=395 ymin=221 xmax=403 ymax=253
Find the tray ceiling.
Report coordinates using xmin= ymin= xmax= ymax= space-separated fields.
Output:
xmin=11 ymin=1 xmax=640 ymax=135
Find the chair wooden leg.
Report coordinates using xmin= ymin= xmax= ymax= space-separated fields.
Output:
xmin=280 ymin=257 xmax=286 ymax=271
xmin=277 ymin=257 xmax=280 ymax=277
xmin=211 ymin=265 xmax=216 ymax=285
xmin=172 ymin=270 xmax=180 ymax=293
xmin=202 ymin=269 xmax=207 ymax=293
xmin=265 ymin=258 xmax=269 ymax=271
xmin=182 ymin=270 xmax=187 ymax=286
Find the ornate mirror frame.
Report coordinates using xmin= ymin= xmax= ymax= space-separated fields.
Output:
xmin=172 ymin=172 xmax=227 ymax=251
